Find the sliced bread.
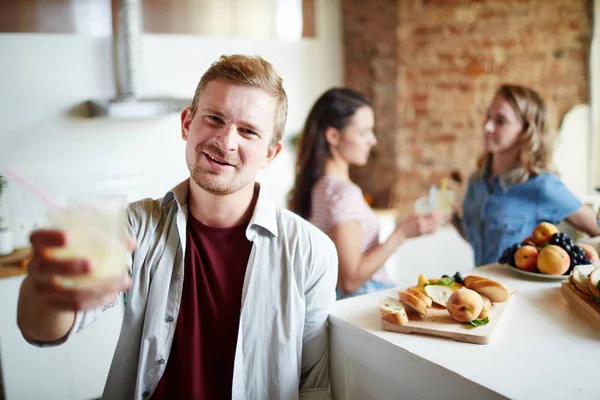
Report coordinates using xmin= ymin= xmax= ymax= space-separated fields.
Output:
xmin=571 ymin=264 xmax=595 ymax=297
xmin=398 ymin=291 xmax=428 ymax=317
xmin=379 ymin=297 xmax=409 ymax=326
xmin=569 ymin=275 xmax=595 ymax=302
xmin=467 ymin=279 xmax=511 ymax=303
xmin=463 ymin=275 xmax=490 ymax=288
xmin=478 ymin=295 xmax=492 ymax=319
xmin=407 ymin=287 xmax=433 ymax=308
xmin=588 ymin=267 xmax=600 ymax=299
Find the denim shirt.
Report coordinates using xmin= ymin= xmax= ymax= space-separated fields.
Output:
xmin=461 ymin=171 xmax=581 ymax=266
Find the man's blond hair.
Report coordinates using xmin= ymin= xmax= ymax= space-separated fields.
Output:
xmin=190 ymin=55 xmax=288 ymax=145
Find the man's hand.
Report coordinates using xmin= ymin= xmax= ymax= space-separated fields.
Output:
xmin=27 ymin=229 xmax=132 ymax=311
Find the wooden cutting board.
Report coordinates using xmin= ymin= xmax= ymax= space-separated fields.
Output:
xmin=560 ymin=281 xmax=600 ymax=330
xmin=0 ymin=247 xmax=31 ymax=279
xmin=381 ymin=298 xmax=511 ymax=345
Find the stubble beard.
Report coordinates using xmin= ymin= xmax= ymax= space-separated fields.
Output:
xmin=189 ymin=146 xmax=242 ymax=195
xmin=191 ymin=166 xmax=239 ymax=195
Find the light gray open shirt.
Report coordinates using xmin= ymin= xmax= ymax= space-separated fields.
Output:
xmin=56 ymin=180 xmax=338 ymax=399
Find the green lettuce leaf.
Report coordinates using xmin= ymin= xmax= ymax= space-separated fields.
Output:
xmin=465 ymin=316 xmax=489 ymax=329
xmin=425 ymin=276 xmax=455 ymax=287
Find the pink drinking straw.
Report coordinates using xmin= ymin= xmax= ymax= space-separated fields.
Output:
xmin=1 ymin=166 xmax=64 ymax=209
xmin=1 ymin=165 xmax=128 ymax=257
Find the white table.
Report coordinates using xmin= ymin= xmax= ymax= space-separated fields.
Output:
xmin=329 ymin=263 xmax=600 ymax=400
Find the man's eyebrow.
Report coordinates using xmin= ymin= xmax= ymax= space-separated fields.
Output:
xmin=202 ymin=108 xmax=226 ymax=118
xmin=201 ymin=108 xmax=263 ymax=134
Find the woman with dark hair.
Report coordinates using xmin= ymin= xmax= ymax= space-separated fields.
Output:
xmin=289 ymin=88 xmax=443 ymax=299
xmin=456 ymin=84 xmax=600 ymax=266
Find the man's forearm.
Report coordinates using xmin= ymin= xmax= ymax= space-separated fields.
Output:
xmin=17 ymin=276 xmax=76 ymax=343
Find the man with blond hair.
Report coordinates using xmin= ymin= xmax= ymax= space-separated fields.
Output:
xmin=17 ymin=55 xmax=338 ymax=399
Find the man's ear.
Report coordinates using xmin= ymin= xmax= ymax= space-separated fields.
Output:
xmin=261 ymin=142 xmax=283 ymax=168
xmin=324 ymin=126 xmax=341 ymax=147
xmin=181 ymin=107 xmax=193 ymax=140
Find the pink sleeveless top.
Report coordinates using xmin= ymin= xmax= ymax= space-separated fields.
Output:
xmin=309 ymin=176 xmax=389 ymax=283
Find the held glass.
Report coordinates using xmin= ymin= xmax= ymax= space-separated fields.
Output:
xmin=47 ymin=195 xmax=129 ymax=287
xmin=414 ymin=190 xmax=456 ymax=216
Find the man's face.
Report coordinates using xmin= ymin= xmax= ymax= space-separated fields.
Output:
xmin=181 ymin=81 xmax=282 ymax=195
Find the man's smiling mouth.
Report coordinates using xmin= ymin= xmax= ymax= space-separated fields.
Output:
xmin=204 ymin=152 xmax=234 ymax=167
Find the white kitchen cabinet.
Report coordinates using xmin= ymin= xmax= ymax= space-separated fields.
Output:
xmin=0 ymin=275 xmax=124 ymax=400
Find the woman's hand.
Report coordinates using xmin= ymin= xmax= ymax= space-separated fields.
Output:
xmin=395 ymin=210 xmax=444 ymax=239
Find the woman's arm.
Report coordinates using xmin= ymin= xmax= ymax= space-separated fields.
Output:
xmin=566 ymin=205 xmax=600 ymax=237
xmin=330 ymin=212 xmax=443 ymax=295
xmin=329 ymin=220 xmax=404 ymax=294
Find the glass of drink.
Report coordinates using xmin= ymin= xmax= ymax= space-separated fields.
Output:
xmin=435 ymin=189 xmax=456 ymax=216
xmin=414 ymin=197 xmax=437 ymax=214
xmin=47 ymin=195 xmax=129 ymax=287
xmin=414 ymin=190 xmax=456 ymax=216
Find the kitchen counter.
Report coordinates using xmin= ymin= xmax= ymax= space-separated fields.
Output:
xmin=329 ymin=263 xmax=600 ymax=400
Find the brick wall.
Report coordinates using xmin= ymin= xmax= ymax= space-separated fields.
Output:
xmin=342 ymin=0 xmax=593 ymax=214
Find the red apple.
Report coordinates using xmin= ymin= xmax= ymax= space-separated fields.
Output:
xmin=515 ymin=245 xmax=539 ymax=272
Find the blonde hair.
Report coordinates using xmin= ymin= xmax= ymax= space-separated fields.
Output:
xmin=476 ymin=84 xmax=556 ymax=184
xmin=190 ymin=54 xmax=288 ymax=145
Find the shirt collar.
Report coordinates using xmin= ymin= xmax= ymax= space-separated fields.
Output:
xmin=482 ymin=159 xmax=521 ymax=190
xmin=248 ymin=183 xmax=279 ymax=237
xmin=161 ymin=179 xmax=278 ymax=237
xmin=161 ymin=179 xmax=190 ymax=209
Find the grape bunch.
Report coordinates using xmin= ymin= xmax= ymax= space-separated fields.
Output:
xmin=548 ymin=232 xmax=592 ymax=273
xmin=498 ymin=243 xmax=521 ymax=267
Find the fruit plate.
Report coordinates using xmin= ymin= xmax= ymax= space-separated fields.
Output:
xmin=381 ymin=296 xmax=511 ymax=345
xmin=503 ymin=263 xmax=569 ymax=280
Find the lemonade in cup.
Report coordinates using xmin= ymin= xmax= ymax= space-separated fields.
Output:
xmin=414 ymin=190 xmax=456 ymax=216
xmin=47 ymin=195 xmax=129 ymax=287
xmin=435 ymin=189 xmax=456 ymax=216
xmin=414 ymin=197 xmax=437 ymax=214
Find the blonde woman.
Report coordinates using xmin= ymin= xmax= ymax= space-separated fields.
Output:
xmin=456 ymin=84 xmax=600 ymax=266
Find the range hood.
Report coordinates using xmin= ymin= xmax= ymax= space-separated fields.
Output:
xmin=87 ymin=0 xmax=190 ymax=118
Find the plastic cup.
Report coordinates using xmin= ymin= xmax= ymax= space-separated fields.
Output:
xmin=47 ymin=195 xmax=129 ymax=287
xmin=436 ymin=189 xmax=456 ymax=216
xmin=414 ymin=190 xmax=456 ymax=216
xmin=414 ymin=197 xmax=437 ymax=214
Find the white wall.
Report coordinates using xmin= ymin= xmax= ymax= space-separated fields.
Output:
xmin=0 ymin=1 xmax=342 ymax=399
xmin=555 ymin=105 xmax=591 ymax=200
xmin=0 ymin=0 xmax=343 ymax=247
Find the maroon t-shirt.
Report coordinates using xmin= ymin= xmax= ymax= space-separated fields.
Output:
xmin=152 ymin=212 xmax=252 ymax=399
